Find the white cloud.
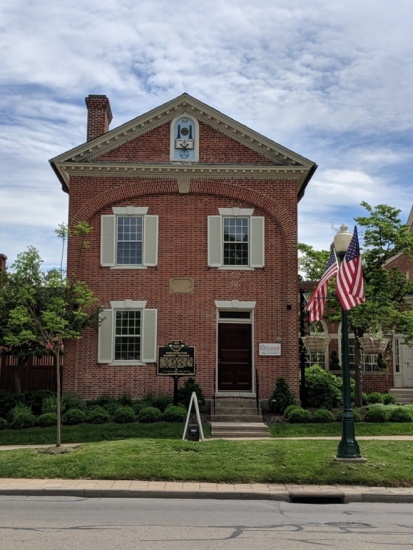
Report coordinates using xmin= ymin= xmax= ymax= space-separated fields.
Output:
xmin=1 ymin=0 xmax=413 ymax=266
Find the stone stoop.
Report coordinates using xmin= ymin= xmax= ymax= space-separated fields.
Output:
xmin=210 ymin=397 xmax=269 ymax=439
xmin=390 ymin=388 xmax=413 ymax=404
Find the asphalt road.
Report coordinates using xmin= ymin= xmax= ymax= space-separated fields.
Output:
xmin=1 ymin=496 xmax=413 ymax=549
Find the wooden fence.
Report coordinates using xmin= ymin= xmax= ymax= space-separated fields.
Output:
xmin=0 ymin=354 xmax=62 ymax=393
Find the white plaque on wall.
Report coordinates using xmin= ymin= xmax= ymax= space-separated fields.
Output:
xmin=259 ymin=343 xmax=281 ymax=356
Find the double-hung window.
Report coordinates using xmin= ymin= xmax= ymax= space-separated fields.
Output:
xmin=223 ymin=217 xmax=249 ymax=266
xmin=101 ymin=207 xmax=158 ymax=268
xmin=98 ymin=301 xmax=157 ymax=364
xmin=114 ymin=310 xmax=141 ymax=361
xmin=117 ymin=216 xmax=143 ymax=265
xmin=208 ymin=208 xmax=264 ymax=268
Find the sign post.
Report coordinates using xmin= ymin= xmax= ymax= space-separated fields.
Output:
xmin=157 ymin=341 xmax=196 ymax=405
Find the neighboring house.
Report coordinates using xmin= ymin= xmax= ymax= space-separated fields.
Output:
xmin=300 ymin=206 xmax=413 ymax=399
xmin=50 ymin=93 xmax=317 ymax=403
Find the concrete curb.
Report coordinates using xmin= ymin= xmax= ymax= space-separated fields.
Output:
xmin=1 ymin=485 xmax=413 ymax=503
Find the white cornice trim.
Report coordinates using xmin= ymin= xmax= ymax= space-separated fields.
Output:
xmin=55 ymin=161 xmax=306 ymax=181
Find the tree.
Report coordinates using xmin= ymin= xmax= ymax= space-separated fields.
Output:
xmin=0 ymin=246 xmax=99 ymax=446
xmin=298 ymin=202 xmax=413 ymax=406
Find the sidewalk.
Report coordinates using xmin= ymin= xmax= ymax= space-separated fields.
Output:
xmin=1 ymin=437 xmax=413 ymax=503
xmin=0 ymin=476 xmax=413 ymax=503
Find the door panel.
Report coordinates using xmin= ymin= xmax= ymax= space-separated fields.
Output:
xmin=402 ymin=345 xmax=413 ymax=387
xmin=218 ymin=323 xmax=252 ymax=391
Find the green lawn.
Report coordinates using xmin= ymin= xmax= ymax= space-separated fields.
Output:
xmin=0 ymin=421 xmax=413 ymax=486
xmin=1 ymin=437 xmax=413 ymax=487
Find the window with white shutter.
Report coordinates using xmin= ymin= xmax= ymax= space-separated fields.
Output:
xmin=98 ymin=301 xmax=157 ymax=365
xmin=100 ymin=207 xmax=158 ymax=268
xmin=207 ymin=208 xmax=264 ymax=268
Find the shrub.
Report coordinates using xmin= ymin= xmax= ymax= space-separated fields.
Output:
xmin=132 ymin=400 xmax=152 ymax=415
xmin=268 ymin=377 xmax=296 ymax=414
xmin=287 ymin=407 xmax=311 ymax=424
xmin=9 ymin=404 xmax=36 ymax=429
xmin=177 ymin=377 xmax=206 ymax=409
xmin=150 ymin=394 xmax=173 ymax=413
xmin=112 ymin=406 xmax=135 ymax=424
xmin=42 ymin=395 xmax=57 ymax=414
xmin=162 ymin=404 xmax=187 ymax=422
xmin=335 ymin=409 xmax=361 ymax=422
xmin=364 ymin=407 xmax=388 ymax=423
xmin=283 ymin=404 xmax=301 ymax=419
xmin=24 ymin=390 xmax=55 ymax=416
xmin=382 ymin=393 xmax=396 ymax=405
xmin=86 ymin=406 xmax=110 ymax=424
xmin=61 ymin=391 xmax=86 ymax=412
xmin=87 ymin=393 xmax=119 ymax=414
xmin=37 ymin=412 xmax=57 ymax=427
xmin=0 ymin=390 xmax=24 ymax=419
xmin=137 ymin=406 xmax=162 ymax=423
xmin=62 ymin=408 xmax=86 ymax=425
xmin=0 ymin=417 xmax=7 ymax=430
xmin=117 ymin=393 xmax=134 ymax=407
xmin=304 ymin=365 xmax=341 ymax=409
xmin=365 ymin=392 xmax=384 ymax=405
xmin=389 ymin=407 xmax=413 ymax=423
xmin=311 ymin=409 xmax=334 ymax=423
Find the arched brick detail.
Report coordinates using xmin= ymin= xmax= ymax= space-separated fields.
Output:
xmin=70 ymin=177 xmax=295 ymax=237
xmin=69 ymin=176 xmax=298 ymax=308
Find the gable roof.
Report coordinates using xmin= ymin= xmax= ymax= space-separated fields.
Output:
xmin=50 ymin=93 xmax=317 ymax=198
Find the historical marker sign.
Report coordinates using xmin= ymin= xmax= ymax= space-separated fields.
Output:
xmin=157 ymin=340 xmax=196 ymax=376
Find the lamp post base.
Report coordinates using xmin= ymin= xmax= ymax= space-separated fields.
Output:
xmin=336 ymin=414 xmax=365 ymax=460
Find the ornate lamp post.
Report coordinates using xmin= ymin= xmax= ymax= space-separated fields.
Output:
xmin=333 ymin=225 xmax=366 ymax=462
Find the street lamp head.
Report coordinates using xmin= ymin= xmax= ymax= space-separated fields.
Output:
xmin=334 ymin=224 xmax=352 ymax=259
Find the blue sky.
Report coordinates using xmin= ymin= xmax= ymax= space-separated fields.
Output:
xmin=1 ymin=0 xmax=412 ymax=269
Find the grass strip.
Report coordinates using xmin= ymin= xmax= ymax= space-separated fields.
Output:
xmin=1 ymin=438 xmax=413 ymax=487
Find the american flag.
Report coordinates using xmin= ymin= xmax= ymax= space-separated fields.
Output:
xmin=306 ymin=248 xmax=339 ymax=322
xmin=336 ymin=226 xmax=365 ymax=310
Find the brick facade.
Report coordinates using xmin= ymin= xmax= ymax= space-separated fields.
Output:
xmin=51 ymin=94 xmax=317 ymax=401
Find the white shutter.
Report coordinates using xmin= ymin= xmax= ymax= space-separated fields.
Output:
xmin=141 ymin=308 xmax=157 ymax=363
xmin=250 ymin=216 xmax=265 ymax=268
xmin=98 ymin=309 xmax=113 ymax=363
xmin=208 ymin=216 xmax=222 ymax=267
xmin=143 ymin=215 xmax=158 ymax=266
xmin=100 ymin=215 xmax=116 ymax=267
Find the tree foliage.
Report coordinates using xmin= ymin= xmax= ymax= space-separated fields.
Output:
xmin=0 ymin=245 xmax=99 ymax=446
xmin=299 ymin=202 xmax=413 ymax=337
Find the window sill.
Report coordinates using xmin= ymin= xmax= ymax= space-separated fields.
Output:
xmin=104 ymin=361 xmax=147 ymax=366
xmin=109 ymin=265 xmax=148 ymax=270
xmin=217 ymin=266 xmax=255 ymax=271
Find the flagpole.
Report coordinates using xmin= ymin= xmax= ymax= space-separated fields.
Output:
xmin=336 ymin=307 xmax=362 ymax=459
xmin=334 ymin=225 xmax=366 ymax=463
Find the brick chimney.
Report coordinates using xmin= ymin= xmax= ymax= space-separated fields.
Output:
xmin=85 ymin=95 xmax=113 ymax=142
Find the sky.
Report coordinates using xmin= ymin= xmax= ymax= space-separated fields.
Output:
xmin=1 ymin=0 xmax=413 ymax=270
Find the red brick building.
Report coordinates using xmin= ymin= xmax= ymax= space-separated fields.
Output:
xmin=50 ymin=93 xmax=317 ymax=403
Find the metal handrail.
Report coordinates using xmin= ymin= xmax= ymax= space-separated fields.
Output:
xmin=255 ymin=368 xmax=260 ymax=412
xmin=213 ymin=368 xmax=216 ymax=415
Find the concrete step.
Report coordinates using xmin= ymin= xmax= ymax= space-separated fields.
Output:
xmin=211 ymin=422 xmax=269 ymax=439
xmin=211 ymin=414 xmax=263 ymax=422
xmin=214 ymin=406 xmax=259 ymax=414
xmin=389 ymin=389 xmax=413 ymax=404
xmin=211 ymin=432 xmax=270 ymax=439
xmin=214 ymin=398 xmax=258 ymax=410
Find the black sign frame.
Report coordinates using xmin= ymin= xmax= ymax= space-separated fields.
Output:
xmin=157 ymin=340 xmax=196 ymax=376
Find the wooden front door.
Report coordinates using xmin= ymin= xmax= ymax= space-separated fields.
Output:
xmin=218 ymin=323 xmax=252 ymax=391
